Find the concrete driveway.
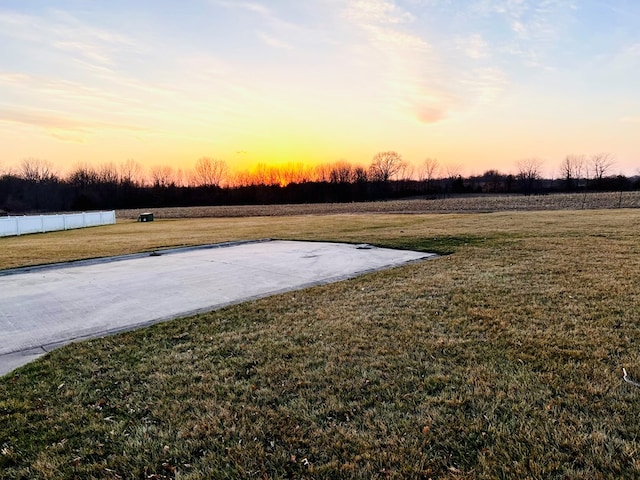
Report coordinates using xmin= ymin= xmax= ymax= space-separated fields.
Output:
xmin=0 ymin=240 xmax=433 ymax=375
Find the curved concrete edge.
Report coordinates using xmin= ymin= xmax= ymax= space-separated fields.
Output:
xmin=0 ymin=348 xmax=48 ymax=374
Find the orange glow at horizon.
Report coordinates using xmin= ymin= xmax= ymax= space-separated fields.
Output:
xmin=1 ymin=1 xmax=639 ymax=179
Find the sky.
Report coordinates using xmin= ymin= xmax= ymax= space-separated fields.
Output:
xmin=1 ymin=0 xmax=639 ymax=178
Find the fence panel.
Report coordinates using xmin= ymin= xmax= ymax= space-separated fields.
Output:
xmin=64 ymin=213 xmax=85 ymax=230
xmin=18 ymin=216 xmax=42 ymax=236
xmin=42 ymin=215 xmax=64 ymax=232
xmin=0 ymin=217 xmax=18 ymax=237
xmin=0 ymin=211 xmax=116 ymax=237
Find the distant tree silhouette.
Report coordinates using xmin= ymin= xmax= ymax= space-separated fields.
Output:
xmin=369 ymin=151 xmax=406 ymax=182
xmin=353 ymin=166 xmax=368 ymax=183
xmin=560 ymin=154 xmax=585 ymax=191
xmin=150 ymin=165 xmax=176 ymax=188
xmin=472 ymin=169 xmax=508 ymax=193
xmin=517 ymin=158 xmax=544 ymax=195
xmin=590 ymin=153 xmax=614 ymax=188
xmin=279 ymin=162 xmax=313 ymax=185
xmin=193 ymin=157 xmax=228 ymax=187
xmin=329 ymin=161 xmax=355 ymax=183
xmin=442 ymin=164 xmax=463 ymax=197
xmin=314 ymin=163 xmax=332 ymax=183
xmin=251 ymin=163 xmax=280 ymax=186
xmin=397 ymin=162 xmax=414 ymax=181
xmin=119 ymin=159 xmax=144 ymax=186
xmin=420 ymin=157 xmax=439 ymax=193
xmin=97 ymin=162 xmax=119 ymax=185
xmin=19 ymin=158 xmax=56 ymax=183
xmin=2 ymin=150 xmax=639 ymax=214
xmin=68 ymin=163 xmax=99 ymax=188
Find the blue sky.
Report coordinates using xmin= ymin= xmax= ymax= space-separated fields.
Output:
xmin=1 ymin=0 xmax=639 ymax=177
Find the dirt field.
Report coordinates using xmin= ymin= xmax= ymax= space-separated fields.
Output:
xmin=116 ymin=191 xmax=640 ymax=219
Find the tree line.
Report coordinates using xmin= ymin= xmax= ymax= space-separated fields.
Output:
xmin=1 ymin=152 xmax=638 ymax=214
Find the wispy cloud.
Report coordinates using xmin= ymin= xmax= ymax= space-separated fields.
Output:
xmin=459 ymin=67 xmax=510 ymax=105
xmin=472 ymin=0 xmax=574 ymax=40
xmin=0 ymin=70 xmax=174 ymax=121
xmin=3 ymin=0 xmax=635 ymax=173
xmin=257 ymin=32 xmax=295 ymax=51
xmin=342 ymin=0 xmax=426 ymax=52
xmin=457 ymin=33 xmax=490 ymax=59
xmin=0 ymin=9 xmax=137 ymax=68
xmin=343 ymin=0 xmax=417 ymax=25
xmin=338 ymin=0 xmax=450 ymax=124
xmin=469 ymin=0 xmax=577 ymax=68
xmin=626 ymin=43 xmax=640 ymax=57
xmin=338 ymin=0 xmax=514 ymax=124
xmin=215 ymin=1 xmax=272 ymax=18
xmin=0 ymin=107 xmax=148 ymax=143
xmin=214 ymin=0 xmax=302 ymax=51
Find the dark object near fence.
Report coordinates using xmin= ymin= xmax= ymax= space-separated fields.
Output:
xmin=138 ymin=212 xmax=154 ymax=222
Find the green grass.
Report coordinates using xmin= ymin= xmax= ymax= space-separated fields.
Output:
xmin=2 ymin=209 xmax=640 ymax=478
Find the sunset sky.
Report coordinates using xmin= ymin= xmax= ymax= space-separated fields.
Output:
xmin=1 ymin=0 xmax=639 ymax=178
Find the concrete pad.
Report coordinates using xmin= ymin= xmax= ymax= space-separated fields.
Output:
xmin=0 ymin=240 xmax=434 ymax=376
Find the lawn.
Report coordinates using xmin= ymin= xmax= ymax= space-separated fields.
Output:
xmin=1 ymin=207 xmax=640 ymax=479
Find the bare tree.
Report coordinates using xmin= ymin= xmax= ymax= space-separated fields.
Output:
xmin=590 ymin=153 xmax=614 ymax=181
xmin=19 ymin=158 xmax=56 ymax=183
xmin=329 ymin=160 xmax=354 ymax=183
xmin=397 ymin=162 xmax=415 ymax=181
xmin=174 ymin=168 xmax=186 ymax=187
xmin=251 ymin=163 xmax=280 ymax=186
xmin=119 ymin=159 xmax=143 ymax=186
xmin=420 ymin=157 xmax=439 ymax=192
xmin=517 ymin=158 xmax=544 ymax=195
xmin=233 ymin=164 xmax=281 ymax=186
xmin=97 ymin=162 xmax=119 ymax=184
xmin=353 ymin=166 xmax=368 ymax=183
xmin=559 ymin=154 xmax=585 ymax=191
xmin=193 ymin=157 xmax=227 ymax=187
xmin=0 ymin=161 xmax=12 ymax=178
xmin=150 ymin=165 xmax=175 ymax=188
xmin=369 ymin=151 xmax=406 ymax=182
xmin=443 ymin=164 xmax=463 ymax=196
xmin=314 ymin=163 xmax=332 ymax=183
xmin=68 ymin=162 xmax=98 ymax=188
xmin=479 ymin=169 xmax=506 ymax=193
xmin=445 ymin=164 xmax=462 ymax=180
xmin=231 ymin=169 xmax=252 ymax=187
xmin=280 ymin=163 xmax=312 ymax=185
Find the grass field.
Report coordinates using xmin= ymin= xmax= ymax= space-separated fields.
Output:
xmin=2 ymin=203 xmax=640 ymax=478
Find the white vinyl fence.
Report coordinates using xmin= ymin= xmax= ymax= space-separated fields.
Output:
xmin=0 ymin=211 xmax=116 ymax=237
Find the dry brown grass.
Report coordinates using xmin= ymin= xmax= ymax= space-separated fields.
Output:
xmin=3 ymin=193 xmax=639 ymax=270
xmin=2 ymin=206 xmax=640 ymax=478
xmin=0 ymin=210 xmax=512 ymax=270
